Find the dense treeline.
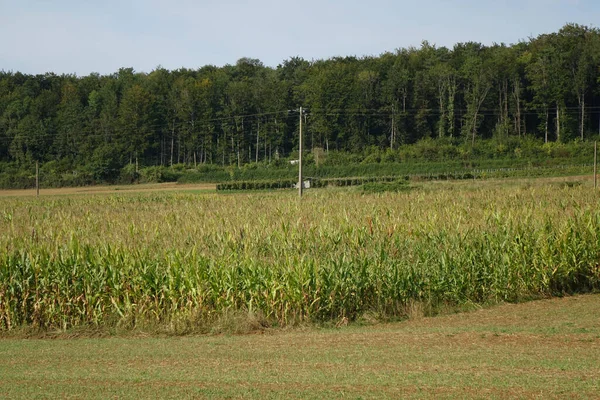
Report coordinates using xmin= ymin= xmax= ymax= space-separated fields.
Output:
xmin=1 ymin=23 xmax=600 ymax=183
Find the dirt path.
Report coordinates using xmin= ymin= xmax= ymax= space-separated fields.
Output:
xmin=0 ymin=182 xmax=216 ymax=197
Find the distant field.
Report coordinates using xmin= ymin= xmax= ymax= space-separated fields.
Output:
xmin=1 ymin=294 xmax=598 ymax=399
xmin=0 ymin=182 xmax=216 ymax=197
xmin=0 ymin=172 xmax=592 ymax=197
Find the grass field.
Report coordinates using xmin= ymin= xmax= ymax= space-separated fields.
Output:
xmin=1 ymin=294 xmax=598 ymax=399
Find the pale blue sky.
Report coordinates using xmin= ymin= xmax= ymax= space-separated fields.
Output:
xmin=0 ymin=0 xmax=597 ymax=75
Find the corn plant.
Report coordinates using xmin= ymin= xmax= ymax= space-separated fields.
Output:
xmin=1 ymin=183 xmax=599 ymax=332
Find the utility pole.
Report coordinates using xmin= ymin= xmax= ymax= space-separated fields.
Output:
xmin=299 ymin=107 xmax=303 ymax=198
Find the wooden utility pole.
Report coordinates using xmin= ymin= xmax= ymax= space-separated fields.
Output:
xmin=35 ymin=161 xmax=39 ymax=197
xmin=299 ymin=107 xmax=303 ymax=198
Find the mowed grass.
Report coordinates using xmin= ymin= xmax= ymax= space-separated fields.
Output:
xmin=1 ymin=294 xmax=599 ymax=399
xmin=1 ymin=176 xmax=600 ymax=332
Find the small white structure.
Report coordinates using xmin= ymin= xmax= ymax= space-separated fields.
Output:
xmin=294 ymin=180 xmax=311 ymax=189
xmin=289 ymin=159 xmax=299 ymax=165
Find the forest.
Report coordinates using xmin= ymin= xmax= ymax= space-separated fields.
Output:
xmin=1 ymin=23 xmax=600 ymax=186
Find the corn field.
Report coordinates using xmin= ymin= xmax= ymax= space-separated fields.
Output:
xmin=1 ymin=184 xmax=600 ymax=332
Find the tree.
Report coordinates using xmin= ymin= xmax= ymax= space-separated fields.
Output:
xmin=2 ymin=23 xmax=600 ymax=179
xmin=382 ymin=51 xmax=411 ymax=147
xmin=55 ymin=81 xmax=85 ymax=160
xmin=428 ymin=50 xmax=455 ymax=139
xmin=557 ymin=24 xmax=600 ymax=140
xmin=458 ymin=43 xmax=492 ymax=145
xmin=118 ymin=84 xmax=154 ymax=169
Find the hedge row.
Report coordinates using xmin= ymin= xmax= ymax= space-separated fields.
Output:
xmin=417 ymin=172 xmax=478 ymax=181
xmin=319 ymin=176 xmax=402 ymax=187
xmin=217 ymin=180 xmax=297 ymax=191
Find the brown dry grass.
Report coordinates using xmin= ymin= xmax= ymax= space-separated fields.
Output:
xmin=0 ymin=173 xmax=592 ymax=198
xmin=0 ymin=182 xmax=216 ymax=197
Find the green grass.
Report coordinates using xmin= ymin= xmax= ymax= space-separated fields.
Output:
xmin=1 ymin=294 xmax=598 ymax=399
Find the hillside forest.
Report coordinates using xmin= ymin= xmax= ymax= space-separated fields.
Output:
xmin=1 ymin=23 xmax=600 ymax=186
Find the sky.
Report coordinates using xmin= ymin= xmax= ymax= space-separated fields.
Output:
xmin=0 ymin=0 xmax=598 ymax=76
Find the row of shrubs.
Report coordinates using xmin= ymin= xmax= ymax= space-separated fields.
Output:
xmin=320 ymin=176 xmax=401 ymax=187
xmin=417 ymin=172 xmax=478 ymax=181
xmin=215 ymin=173 xmax=489 ymax=191
xmin=217 ymin=180 xmax=297 ymax=191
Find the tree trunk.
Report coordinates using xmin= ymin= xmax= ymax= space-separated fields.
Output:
xmin=580 ymin=93 xmax=585 ymax=141
xmin=512 ymin=80 xmax=521 ymax=137
xmin=556 ymin=103 xmax=561 ymax=142
xmin=504 ymin=79 xmax=509 ymax=127
xmin=177 ymin=133 xmax=181 ymax=164
xmin=498 ymin=88 xmax=503 ymax=126
xmin=170 ymin=119 xmax=175 ymax=166
xmin=544 ymin=108 xmax=549 ymax=143
xmin=237 ymin=139 xmax=240 ymax=168
xmin=447 ymin=77 xmax=456 ymax=138
xmin=472 ymin=111 xmax=478 ymax=146
xmin=390 ymin=105 xmax=396 ymax=150
xmin=230 ymin=132 xmax=234 ymax=165
xmin=255 ymin=120 xmax=260 ymax=163
xmin=471 ymin=85 xmax=490 ymax=146
xmin=438 ymin=82 xmax=446 ymax=139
